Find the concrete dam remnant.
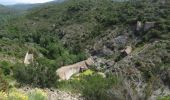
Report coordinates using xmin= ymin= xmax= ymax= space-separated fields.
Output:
xmin=136 ymin=21 xmax=142 ymax=31
xmin=144 ymin=22 xmax=155 ymax=31
xmin=24 ymin=51 xmax=34 ymax=65
xmin=136 ymin=21 xmax=155 ymax=32
xmin=56 ymin=58 xmax=94 ymax=80
xmin=121 ymin=46 xmax=132 ymax=55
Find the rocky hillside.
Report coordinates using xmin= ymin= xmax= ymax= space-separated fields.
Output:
xmin=0 ymin=0 xmax=170 ymax=100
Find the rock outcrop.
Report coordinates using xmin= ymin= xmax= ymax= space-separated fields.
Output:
xmin=107 ymin=41 xmax=170 ymax=99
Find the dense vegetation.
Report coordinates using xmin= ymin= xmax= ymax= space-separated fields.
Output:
xmin=0 ymin=88 xmax=47 ymax=100
xmin=0 ymin=0 xmax=170 ymax=99
xmin=58 ymin=74 xmax=119 ymax=100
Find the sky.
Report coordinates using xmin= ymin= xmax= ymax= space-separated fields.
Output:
xmin=0 ymin=0 xmax=54 ymax=5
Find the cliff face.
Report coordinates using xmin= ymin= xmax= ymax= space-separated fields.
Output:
xmin=107 ymin=41 xmax=170 ymax=99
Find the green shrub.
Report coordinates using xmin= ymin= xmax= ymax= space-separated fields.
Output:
xmin=0 ymin=70 xmax=9 ymax=91
xmin=81 ymin=75 xmax=118 ymax=100
xmin=28 ymin=89 xmax=47 ymax=100
xmin=0 ymin=91 xmax=7 ymax=100
xmin=144 ymin=29 xmax=162 ymax=41
xmin=0 ymin=61 xmax=11 ymax=75
xmin=13 ymin=58 xmax=58 ymax=87
xmin=8 ymin=88 xmax=28 ymax=100
xmin=58 ymin=74 xmax=119 ymax=100
xmin=158 ymin=96 xmax=170 ymax=100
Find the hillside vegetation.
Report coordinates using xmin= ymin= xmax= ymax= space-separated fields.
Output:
xmin=0 ymin=5 xmax=16 ymax=26
xmin=0 ymin=0 xmax=170 ymax=100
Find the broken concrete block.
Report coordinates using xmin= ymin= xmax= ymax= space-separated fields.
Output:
xmin=136 ymin=21 xmax=142 ymax=31
xmin=121 ymin=46 xmax=132 ymax=55
xmin=24 ymin=52 xmax=34 ymax=65
xmin=56 ymin=57 xmax=94 ymax=80
xmin=144 ymin=22 xmax=155 ymax=31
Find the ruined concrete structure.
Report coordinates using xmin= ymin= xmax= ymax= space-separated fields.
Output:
xmin=125 ymin=46 xmax=132 ymax=54
xmin=136 ymin=21 xmax=142 ymax=31
xmin=121 ymin=46 xmax=132 ymax=55
xmin=56 ymin=58 xmax=94 ymax=80
xmin=136 ymin=21 xmax=155 ymax=32
xmin=24 ymin=52 xmax=34 ymax=65
xmin=144 ymin=22 xmax=155 ymax=31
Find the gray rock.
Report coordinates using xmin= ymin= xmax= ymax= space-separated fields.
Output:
xmin=150 ymin=87 xmax=170 ymax=100
xmin=161 ymin=69 xmax=170 ymax=87
xmin=114 ymin=35 xmax=128 ymax=47
xmin=102 ymin=45 xmax=113 ymax=56
xmin=144 ymin=22 xmax=155 ymax=31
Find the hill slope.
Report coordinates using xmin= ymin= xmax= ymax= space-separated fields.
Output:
xmin=7 ymin=4 xmax=41 ymax=11
xmin=0 ymin=0 xmax=170 ymax=100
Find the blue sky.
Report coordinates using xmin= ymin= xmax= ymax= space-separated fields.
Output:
xmin=0 ymin=0 xmax=54 ymax=5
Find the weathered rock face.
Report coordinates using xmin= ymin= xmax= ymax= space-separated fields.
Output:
xmin=102 ymin=45 xmax=113 ymax=56
xmin=150 ymin=87 xmax=170 ymax=100
xmin=113 ymin=35 xmax=128 ymax=48
xmin=91 ymin=35 xmax=130 ymax=57
xmin=161 ymin=69 xmax=170 ymax=87
xmin=56 ymin=58 xmax=94 ymax=80
xmin=92 ymin=56 xmax=116 ymax=71
xmin=102 ymin=41 xmax=170 ymax=100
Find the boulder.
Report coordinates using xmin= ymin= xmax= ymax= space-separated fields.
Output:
xmin=102 ymin=46 xmax=113 ymax=56
xmin=114 ymin=35 xmax=128 ymax=46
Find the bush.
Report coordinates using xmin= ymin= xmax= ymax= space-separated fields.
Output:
xmin=81 ymin=75 xmax=118 ymax=100
xmin=143 ymin=29 xmax=162 ymax=41
xmin=58 ymin=74 xmax=119 ymax=100
xmin=8 ymin=88 xmax=28 ymax=100
xmin=0 ymin=61 xmax=11 ymax=75
xmin=28 ymin=89 xmax=47 ymax=100
xmin=13 ymin=58 xmax=58 ymax=87
xmin=0 ymin=91 xmax=7 ymax=100
xmin=0 ymin=70 xmax=9 ymax=91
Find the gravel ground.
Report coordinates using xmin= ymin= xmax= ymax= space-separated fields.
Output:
xmin=20 ymin=86 xmax=84 ymax=100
